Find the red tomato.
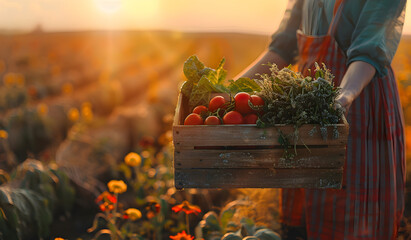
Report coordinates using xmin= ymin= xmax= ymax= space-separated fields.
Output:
xmin=250 ymin=95 xmax=264 ymax=112
xmin=234 ymin=92 xmax=253 ymax=114
xmin=244 ymin=114 xmax=258 ymax=124
xmin=193 ymin=105 xmax=208 ymax=115
xmin=204 ymin=116 xmax=221 ymax=125
xmin=184 ymin=113 xmax=203 ymax=125
xmin=223 ymin=111 xmax=244 ymax=124
xmin=208 ymin=96 xmax=226 ymax=112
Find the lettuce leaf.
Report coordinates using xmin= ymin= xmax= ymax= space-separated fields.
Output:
xmin=183 ymin=55 xmax=205 ymax=83
xmin=228 ymin=77 xmax=261 ymax=93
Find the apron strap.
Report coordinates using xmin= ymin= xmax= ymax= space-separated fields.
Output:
xmin=327 ymin=0 xmax=346 ymax=36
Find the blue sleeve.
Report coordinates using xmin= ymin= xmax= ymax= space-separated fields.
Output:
xmin=268 ymin=0 xmax=304 ymax=65
xmin=346 ymin=0 xmax=406 ymax=76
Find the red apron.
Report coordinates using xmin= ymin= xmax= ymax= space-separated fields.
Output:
xmin=280 ymin=0 xmax=406 ymax=239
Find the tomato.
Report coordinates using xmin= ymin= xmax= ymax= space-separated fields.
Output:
xmin=234 ymin=92 xmax=253 ymax=114
xmin=250 ymin=95 xmax=264 ymax=113
xmin=244 ymin=114 xmax=258 ymax=124
xmin=208 ymin=96 xmax=226 ymax=112
xmin=193 ymin=105 xmax=208 ymax=115
xmin=204 ymin=116 xmax=221 ymax=125
xmin=223 ymin=111 xmax=244 ymax=124
xmin=184 ymin=113 xmax=203 ymax=125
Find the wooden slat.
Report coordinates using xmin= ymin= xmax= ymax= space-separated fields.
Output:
xmin=173 ymin=91 xmax=183 ymax=125
xmin=174 ymin=147 xmax=345 ymax=169
xmin=174 ymin=168 xmax=343 ymax=189
xmin=173 ymin=123 xmax=348 ymax=148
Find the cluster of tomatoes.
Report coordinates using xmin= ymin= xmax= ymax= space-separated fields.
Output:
xmin=184 ymin=92 xmax=265 ymax=125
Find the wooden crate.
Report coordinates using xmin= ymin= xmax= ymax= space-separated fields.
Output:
xmin=172 ymin=93 xmax=349 ymax=189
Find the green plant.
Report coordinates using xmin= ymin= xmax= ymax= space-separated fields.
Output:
xmin=0 ymin=160 xmax=75 ymax=240
xmin=196 ymin=199 xmax=281 ymax=240
xmin=256 ymin=63 xmax=343 ymax=128
xmin=6 ymin=107 xmax=53 ymax=161
xmin=0 ymin=187 xmax=52 ymax=240
xmin=255 ymin=63 xmax=344 ymax=159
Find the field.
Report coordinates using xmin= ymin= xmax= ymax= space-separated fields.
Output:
xmin=0 ymin=31 xmax=410 ymax=239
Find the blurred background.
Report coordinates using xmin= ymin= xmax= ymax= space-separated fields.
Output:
xmin=1 ymin=0 xmax=411 ymax=239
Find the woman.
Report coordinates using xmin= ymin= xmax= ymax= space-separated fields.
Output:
xmin=237 ymin=0 xmax=407 ymax=239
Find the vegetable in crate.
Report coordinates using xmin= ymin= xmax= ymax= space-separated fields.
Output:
xmin=181 ymin=55 xmax=261 ymax=109
xmin=255 ymin=63 xmax=344 ymax=128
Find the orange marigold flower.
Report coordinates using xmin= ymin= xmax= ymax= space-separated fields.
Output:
xmin=0 ymin=130 xmax=8 ymax=139
xmin=99 ymin=202 xmax=114 ymax=212
xmin=169 ymin=231 xmax=194 ymax=240
xmin=147 ymin=211 xmax=155 ymax=219
xmin=124 ymin=208 xmax=142 ymax=221
xmin=37 ymin=103 xmax=48 ymax=116
xmin=68 ymin=108 xmax=80 ymax=122
xmin=124 ymin=152 xmax=141 ymax=167
xmin=107 ymin=180 xmax=127 ymax=194
xmin=15 ymin=73 xmax=25 ymax=87
xmin=62 ymin=83 xmax=73 ymax=95
xmin=95 ymin=191 xmax=117 ymax=204
xmin=172 ymin=201 xmax=201 ymax=215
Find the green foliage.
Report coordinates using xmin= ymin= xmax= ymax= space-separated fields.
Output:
xmin=6 ymin=108 xmax=53 ymax=161
xmin=0 ymin=187 xmax=52 ymax=240
xmin=256 ymin=63 xmax=344 ymax=159
xmin=222 ymin=232 xmax=242 ymax=240
xmin=17 ymin=160 xmax=75 ymax=214
xmin=228 ymin=78 xmax=261 ymax=93
xmin=0 ymin=160 xmax=75 ymax=240
xmin=181 ymin=56 xmax=261 ymax=109
xmin=0 ymin=86 xmax=28 ymax=112
xmin=256 ymin=63 xmax=343 ymax=128
xmin=196 ymin=200 xmax=281 ymax=240
xmin=254 ymin=228 xmax=281 ymax=240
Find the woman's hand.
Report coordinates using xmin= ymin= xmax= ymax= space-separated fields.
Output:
xmin=335 ymin=89 xmax=355 ymax=115
xmin=336 ymin=61 xmax=376 ymax=115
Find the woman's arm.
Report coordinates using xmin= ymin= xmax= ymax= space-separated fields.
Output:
xmin=236 ymin=0 xmax=303 ymax=79
xmin=336 ymin=61 xmax=376 ymax=113
xmin=234 ymin=50 xmax=288 ymax=79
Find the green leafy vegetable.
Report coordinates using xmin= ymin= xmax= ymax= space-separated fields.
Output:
xmin=228 ymin=77 xmax=261 ymax=93
xmin=256 ymin=63 xmax=343 ymax=128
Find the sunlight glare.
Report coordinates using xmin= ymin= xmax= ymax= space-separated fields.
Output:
xmin=95 ymin=0 xmax=122 ymax=14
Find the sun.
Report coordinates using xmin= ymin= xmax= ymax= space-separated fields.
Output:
xmin=95 ymin=0 xmax=122 ymax=14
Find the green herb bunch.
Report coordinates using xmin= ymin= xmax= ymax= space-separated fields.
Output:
xmin=255 ymin=63 xmax=344 ymax=128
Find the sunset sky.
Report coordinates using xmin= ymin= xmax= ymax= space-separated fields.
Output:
xmin=0 ymin=0 xmax=410 ymax=35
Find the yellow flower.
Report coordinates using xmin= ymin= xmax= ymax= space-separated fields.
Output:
xmin=68 ymin=108 xmax=80 ymax=122
xmin=15 ymin=74 xmax=25 ymax=87
xmin=62 ymin=83 xmax=73 ymax=95
xmin=81 ymin=103 xmax=93 ymax=122
xmin=37 ymin=103 xmax=48 ymax=116
xmin=141 ymin=150 xmax=150 ymax=159
xmin=0 ymin=130 xmax=8 ymax=139
xmin=124 ymin=208 xmax=142 ymax=221
xmin=3 ymin=72 xmax=15 ymax=87
xmin=107 ymin=180 xmax=127 ymax=194
xmin=124 ymin=152 xmax=141 ymax=167
xmin=82 ymin=101 xmax=92 ymax=109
